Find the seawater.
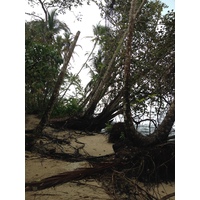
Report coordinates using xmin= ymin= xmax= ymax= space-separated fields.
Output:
xmin=137 ymin=124 xmax=175 ymax=136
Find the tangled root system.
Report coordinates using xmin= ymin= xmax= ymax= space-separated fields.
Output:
xmin=99 ymin=141 xmax=175 ymax=199
xmin=114 ymin=141 xmax=175 ymax=183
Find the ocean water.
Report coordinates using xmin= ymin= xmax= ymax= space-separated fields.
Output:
xmin=137 ymin=124 xmax=175 ymax=136
xmin=102 ymin=123 xmax=175 ymax=138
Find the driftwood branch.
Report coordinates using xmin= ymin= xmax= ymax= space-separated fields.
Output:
xmin=25 ymin=12 xmax=43 ymax=20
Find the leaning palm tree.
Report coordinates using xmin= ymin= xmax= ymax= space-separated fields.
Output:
xmin=80 ymin=24 xmax=114 ymax=102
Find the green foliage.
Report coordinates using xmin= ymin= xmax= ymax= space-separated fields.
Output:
xmin=25 ymin=40 xmax=63 ymax=113
xmin=25 ymin=15 xmax=72 ymax=114
xmin=91 ymin=0 xmax=175 ymax=123
xmin=105 ymin=122 xmax=113 ymax=132
xmin=51 ymin=98 xmax=83 ymax=118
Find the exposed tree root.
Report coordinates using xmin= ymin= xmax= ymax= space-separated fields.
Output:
xmin=26 ymin=140 xmax=174 ymax=200
xmin=113 ymin=141 xmax=175 ymax=183
xmin=26 ymin=121 xmax=174 ymax=199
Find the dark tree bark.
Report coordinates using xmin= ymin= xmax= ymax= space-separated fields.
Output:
xmin=34 ymin=31 xmax=80 ymax=134
xmin=38 ymin=0 xmax=48 ymax=22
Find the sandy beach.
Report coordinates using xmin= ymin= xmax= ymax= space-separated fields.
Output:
xmin=25 ymin=115 xmax=175 ymax=200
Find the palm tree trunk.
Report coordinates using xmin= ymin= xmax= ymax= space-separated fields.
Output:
xmin=34 ymin=31 xmax=80 ymax=134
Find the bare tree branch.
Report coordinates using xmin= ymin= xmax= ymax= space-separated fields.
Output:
xmin=25 ymin=12 xmax=43 ymax=20
xmin=38 ymin=0 xmax=48 ymax=22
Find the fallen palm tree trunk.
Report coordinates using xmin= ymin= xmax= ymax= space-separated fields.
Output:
xmin=25 ymin=162 xmax=117 ymax=191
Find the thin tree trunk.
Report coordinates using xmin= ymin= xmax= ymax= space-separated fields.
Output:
xmin=59 ymin=39 xmax=98 ymax=102
xmin=38 ymin=0 xmax=48 ymax=22
xmin=123 ymin=0 xmax=146 ymax=139
xmin=34 ymin=31 xmax=80 ymax=134
xmin=123 ymin=0 xmax=137 ymax=139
